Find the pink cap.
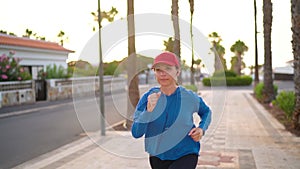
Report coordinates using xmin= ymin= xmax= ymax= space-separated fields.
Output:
xmin=152 ymin=52 xmax=180 ymax=68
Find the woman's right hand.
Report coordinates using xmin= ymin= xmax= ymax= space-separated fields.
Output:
xmin=147 ymin=92 xmax=161 ymax=112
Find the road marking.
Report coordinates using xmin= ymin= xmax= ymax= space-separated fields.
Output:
xmin=0 ymin=102 xmax=74 ymax=119
xmin=0 ymin=96 xmax=101 ymax=119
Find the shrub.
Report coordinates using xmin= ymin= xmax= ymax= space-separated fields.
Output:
xmin=272 ymin=91 xmax=295 ymax=120
xmin=202 ymin=78 xmax=210 ymax=86
xmin=213 ymin=70 xmax=237 ymax=77
xmin=226 ymin=76 xmax=252 ymax=86
xmin=254 ymin=83 xmax=278 ymax=102
xmin=70 ymin=67 xmax=97 ymax=77
xmin=184 ymin=84 xmax=198 ymax=92
xmin=38 ymin=64 xmax=70 ymax=79
xmin=202 ymin=77 xmax=225 ymax=86
xmin=202 ymin=76 xmax=252 ymax=86
xmin=254 ymin=83 xmax=264 ymax=101
xmin=0 ymin=51 xmax=32 ymax=81
xmin=203 ymin=70 xmax=251 ymax=86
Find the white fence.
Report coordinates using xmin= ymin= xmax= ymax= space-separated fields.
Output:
xmin=0 ymin=76 xmax=127 ymax=108
xmin=47 ymin=76 xmax=126 ymax=101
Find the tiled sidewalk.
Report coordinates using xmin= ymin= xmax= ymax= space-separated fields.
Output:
xmin=13 ymin=90 xmax=300 ymax=169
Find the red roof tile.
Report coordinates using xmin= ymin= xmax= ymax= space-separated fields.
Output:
xmin=0 ymin=34 xmax=74 ymax=53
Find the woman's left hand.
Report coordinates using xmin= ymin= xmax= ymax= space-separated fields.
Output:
xmin=188 ymin=128 xmax=204 ymax=142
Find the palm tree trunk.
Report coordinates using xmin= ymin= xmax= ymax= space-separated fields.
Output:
xmin=262 ymin=0 xmax=275 ymax=103
xmin=126 ymin=0 xmax=140 ymax=129
xmin=213 ymin=43 xmax=221 ymax=72
xmin=291 ymin=0 xmax=300 ymax=130
xmin=172 ymin=0 xmax=182 ymax=84
xmin=237 ymin=53 xmax=242 ymax=76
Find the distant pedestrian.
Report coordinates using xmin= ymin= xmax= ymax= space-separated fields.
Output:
xmin=131 ymin=51 xmax=212 ymax=169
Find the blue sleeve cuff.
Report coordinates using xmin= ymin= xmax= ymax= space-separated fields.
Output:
xmin=198 ymin=110 xmax=212 ymax=132
xmin=135 ymin=110 xmax=153 ymax=123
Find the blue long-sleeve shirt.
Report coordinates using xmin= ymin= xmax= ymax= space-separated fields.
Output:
xmin=131 ymin=86 xmax=211 ymax=160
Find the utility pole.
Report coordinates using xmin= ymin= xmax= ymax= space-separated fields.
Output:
xmin=98 ymin=0 xmax=105 ymax=136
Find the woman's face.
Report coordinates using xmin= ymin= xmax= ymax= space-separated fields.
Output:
xmin=153 ymin=63 xmax=179 ymax=86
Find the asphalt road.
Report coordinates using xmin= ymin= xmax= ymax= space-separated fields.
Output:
xmin=0 ymin=92 xmax=127 ymax=169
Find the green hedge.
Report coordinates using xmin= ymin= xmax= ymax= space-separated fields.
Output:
xmin=213 ymin=70 xmax=237 ymax=77
xmin=183 ymin=84 xmax=198 ymax=92
xmin=202 ymin=76 xmax=252 ymax=86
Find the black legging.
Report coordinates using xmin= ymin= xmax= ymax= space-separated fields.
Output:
xmin=149 ymin=154 xmax=198 ymax=169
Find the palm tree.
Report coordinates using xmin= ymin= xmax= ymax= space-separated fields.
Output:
xmin=57 ymin=31 xmax=68 ymax=46
xmin=208 ymin=32 xmax=226 ymax=72
xmin=262 ymin=0 xmax=275 ymax=103
xmin=171 ymin=0 xmax=182 ymax=84
xmin=91 ymin=7 xmax=118 ymax=31
xmin=22 ymin=29 xmax=46 ymax=40
xmin=23 ymin=29 xmax=34 ymax=38
xmin=291 ymin=0 xmax=300 ymax=130
xmin=230 ymin=40 xmax=248 ymax=76
xmin=194 ymin=58 xmax=202 ymax=78
xmin=215 ymin=43 xmax=226 ymax=70
xmin=126 ymin=0 xmax=140 ymax=129
xmin=230 ymin=56 xmax=246 ymax=72
xmin=189 ymin=0 xmax=195 ymax=85
xmin=163 ymin=37 xmax=175 ymax=52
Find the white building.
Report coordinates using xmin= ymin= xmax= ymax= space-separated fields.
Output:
xmin=0 ymin=34 xmax=74 ymax=79
xmin=274 ymin=60 xmax=294 ymax=80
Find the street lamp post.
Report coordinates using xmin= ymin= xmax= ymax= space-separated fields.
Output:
xmin=98 ymin=0 xmax=105 ymax=136
xmin=254 ymin=0 xmax=259 ymax=86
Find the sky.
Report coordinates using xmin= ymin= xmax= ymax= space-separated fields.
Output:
xmin=0 ymin=0 xmax=293 ymax=69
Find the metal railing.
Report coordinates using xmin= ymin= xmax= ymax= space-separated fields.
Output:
xmin=0 ymin=80 xmax=33 ymax=91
